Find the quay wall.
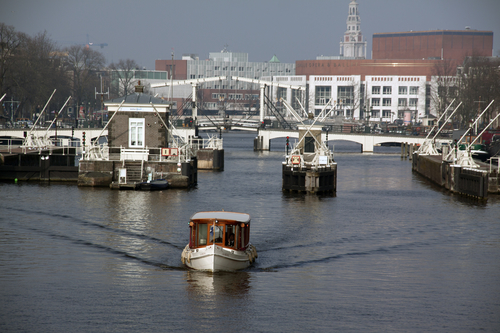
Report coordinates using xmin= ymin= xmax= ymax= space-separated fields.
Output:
xmin=412 ymin=153 xmax=444 ymax=186
xmin=0 ymin=149 xmax=78 ymax=182
xmin=412 ymin=153 xmax=497 ymax=198
xmin=78 ymin=159 xmax=197 ymax=188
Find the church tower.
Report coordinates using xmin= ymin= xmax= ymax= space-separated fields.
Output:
xmin=339 ymin=0 xmax=367 ymax=58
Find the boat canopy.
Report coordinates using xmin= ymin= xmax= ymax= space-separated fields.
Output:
xmin=190 ymin=211 xmax=250 ymax=224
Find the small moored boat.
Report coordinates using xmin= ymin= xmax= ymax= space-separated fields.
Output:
xmin=138 ymin=179 xmax=169 ymax=191
xmin=181 ymin=211 xmax=257 ymax=272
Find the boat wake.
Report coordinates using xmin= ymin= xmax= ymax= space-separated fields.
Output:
xmin=254 ymin=240 xmax=430 ymax=272
xmin=5 ymin=206 xmax=187 ymax=270
xmin=5 ymin=206 xmax=183 ymax=249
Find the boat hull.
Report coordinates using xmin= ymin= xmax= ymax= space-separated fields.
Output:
xmin=138 ymin=179 xmax=168 ymax=191
xmin=182 ymin=244 xmax=257 ymax=272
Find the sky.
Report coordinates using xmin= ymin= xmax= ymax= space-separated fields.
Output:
xmin=1 ymin=0 xmax=499 ymax=70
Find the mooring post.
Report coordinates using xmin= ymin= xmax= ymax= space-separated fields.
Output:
xmin=409 ymin=143 xmax=413 ymax=160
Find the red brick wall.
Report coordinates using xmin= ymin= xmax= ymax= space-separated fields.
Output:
xmin=154 ymin=60 xmax=187 ymax=80
xmin=108 ymin=112 xmax=167 ymax=148
xmin=295 ymin=59 xmax=450 ymax=81
xmin=372 ymin=31 xmax=493 ymax=62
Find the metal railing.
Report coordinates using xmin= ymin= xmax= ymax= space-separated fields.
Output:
xmin=80 ymin=135 xmax=223 ymax=163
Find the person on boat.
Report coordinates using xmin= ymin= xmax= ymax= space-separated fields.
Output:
xmin=227 ymin=233 xmax=235 ymax=247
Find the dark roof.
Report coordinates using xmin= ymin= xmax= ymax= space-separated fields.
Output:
xmin=106 ymin=93 xmax=169 ymax=105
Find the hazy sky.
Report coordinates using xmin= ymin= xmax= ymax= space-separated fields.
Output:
xmin=1 ymin=0 xmax=499 ymax=69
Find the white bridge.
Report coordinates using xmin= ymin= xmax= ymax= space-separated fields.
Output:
xmin=2 ymin=127 xmax=443 ymax=153
xmin=257 ymin=129 xmax=432 ymax=152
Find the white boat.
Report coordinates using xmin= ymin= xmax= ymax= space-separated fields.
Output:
xmin=181 ymin=211 xmax=257 ymax=272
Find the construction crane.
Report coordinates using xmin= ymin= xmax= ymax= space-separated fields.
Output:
xmin=84 ymin=34 xmax=108 ymax=49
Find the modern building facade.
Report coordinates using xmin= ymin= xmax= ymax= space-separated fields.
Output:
xmin=155 ymin=51 xmax=295 ymax=90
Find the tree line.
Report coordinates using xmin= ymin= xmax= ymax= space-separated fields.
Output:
xmin=432 ymin=56 xmax=500 ymax=130
xmin=0 ymin=23 xmax=139 ymax=125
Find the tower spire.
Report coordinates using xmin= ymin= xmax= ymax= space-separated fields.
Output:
xmin=339 ymin=0 xmax=367 ymax=59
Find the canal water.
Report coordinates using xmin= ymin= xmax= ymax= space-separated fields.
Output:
xmin=1 ymin=132 xmax=499 ymax=332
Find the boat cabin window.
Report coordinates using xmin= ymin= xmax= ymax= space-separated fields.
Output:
xmin=192 ymin=221 xmax=249 ymax=249
xmin=225 ymin=225 xmax=236 ymax=247
xmin=198 ymin=223 xmax=207 ymax=245
xmin=210 ymin=225 xmax=223 ymax=244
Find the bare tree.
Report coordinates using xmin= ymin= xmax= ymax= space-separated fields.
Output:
xmin=109 ymin=59 xmax=139 ymax=96
xmin=23 ymin=31 xmax=71 ymax=119
xmin=0 ymin=23 xmax=26 ymax=119
xmin=430 ymin=59 xmax=459 ymax=120
xmin=1 ymin=25 xmax=70 ymax=121
xmin=63 ymin=44 xmax=105 ymax=118
xmin=457 ymin=56 xmax=500 ymax=129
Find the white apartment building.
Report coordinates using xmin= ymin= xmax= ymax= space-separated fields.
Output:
xmin=365 ymin=75 xmax=427 ymax=123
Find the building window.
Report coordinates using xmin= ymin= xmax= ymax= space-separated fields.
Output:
xmin=371 ymin=98 xmax=380 ymax=106
xmin=399 ymin=86 xmax=407 ymax=94
xmin=129 ymin=118 xmax=144 ymax=148
xmin=315 ymin=86 xmax=331 ymax=105
xmin=409 ymin=86 xmax=419 ymax=95
xmin=372 ymin=86 xmax=380 ymax=94
xmin=338 ymin=86 xmax=354 ymax=106
xmin=283 ymin=89 xmax=298 ymax=110
xmin=239 ymin=67 xmax=244 ymax=71
xmin=371 ymin=110 xmax=380 ymax=118
xmin=409 ymin=98 xmax=418 ymax=107
xmin=277 ymin=87 xmax=287 ymax=103
xmin=382 ymin=98 xmax=391 ymax=106
xmin=383 ymin=86 xmax=392 ymax=94
xmin=212 ymin=93 xmax=226 ymax=100
xmin=382 ymin=110 xmax=391 ymax=118
xmin=229 ymin=93 xmax=243 ymax=100
xmin=398 ymin=98 xmax=407 ymax=107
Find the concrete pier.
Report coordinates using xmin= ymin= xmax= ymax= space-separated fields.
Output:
xmin=78 ymin=158 xmax=197 ymax=189
xmin=282 ymin=164 xmax=337 ymax=194
xmin=197 ymin=149 xmax=224 ymax=171
xmin=281 ymin=116 xmax=337 ymax=194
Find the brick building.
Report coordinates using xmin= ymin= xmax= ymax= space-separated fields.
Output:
xmin=105 ymin=92 xmax=170 ymax=148
xmin=372 ymin=30 xmax=493 ymax=62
